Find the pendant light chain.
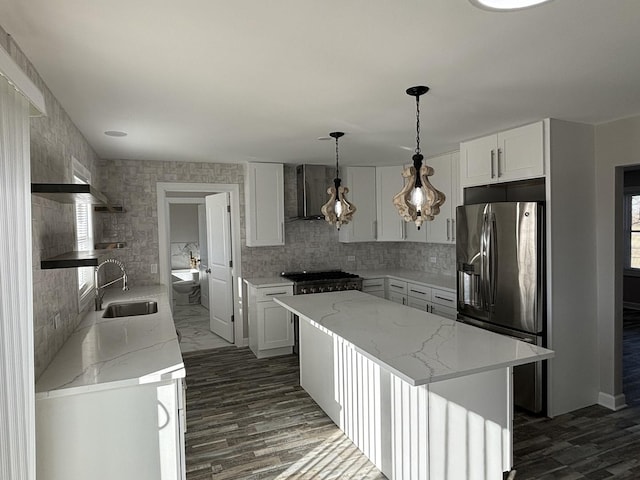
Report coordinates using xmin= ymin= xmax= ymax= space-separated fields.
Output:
xmin=335 ymin=135 xmax=340 ymax=178
xmin=415 ymin=95 xmax=421 ymax=155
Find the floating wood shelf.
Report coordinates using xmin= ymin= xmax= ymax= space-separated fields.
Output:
xmin=31 ymin=183 xmax=119 ymax=211
xmin=40 ymin=250 xmax=111 ymax=270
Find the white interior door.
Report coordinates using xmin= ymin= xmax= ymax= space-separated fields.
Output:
xmin=197 ymin=204 xmax=209 ymax=309
xmin=205 ymin=193 xmax=234 ymax=343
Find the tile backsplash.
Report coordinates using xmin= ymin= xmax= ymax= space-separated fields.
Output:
xmin=171 ymin=242 xmax=200 ymax=269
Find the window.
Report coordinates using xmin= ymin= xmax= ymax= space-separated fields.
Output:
xmin=73 ymin=158 xmax=94 ymax=309
xmin=625 ymin=191 xmax=640 ymax=271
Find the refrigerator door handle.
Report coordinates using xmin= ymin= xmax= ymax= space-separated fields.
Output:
xmin=488 ymin=213 xmax=498 ymax=307
xmin=480 ymin=213 xmax=489 ymax=310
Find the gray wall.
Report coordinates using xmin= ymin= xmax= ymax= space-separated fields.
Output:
xmin=170 ymin=204 xmax=199 ymax=243
xmin=98 ymin=161 xmax=456 ymax=283
xmin=595 ymin=115 xmax=640 ymax=404
xmin=1 ymin=25 xmax=103 ymax=379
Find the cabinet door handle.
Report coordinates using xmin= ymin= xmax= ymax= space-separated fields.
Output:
xmin=497 ymin=148 xmax=502 ymax=177
xmin=373 ymin=220 xmax=377 ymax=239
xmin=490 ymin=149 xmax=496 ymax=178
xmin=281 ymin=222 xmax=285 ymax=242
xmin=446 ymin=218 xmax=451 ymax=241
xmin=452 ymin=219 xmax=455 ymax=242
xmin=400 ymin=221 xmax=405 ymax=240
xmin=434 ymin=295 xmax=454 ymax=303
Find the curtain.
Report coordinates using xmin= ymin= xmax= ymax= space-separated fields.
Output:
xmin=0 ymin=73 xmax=35 ymax=480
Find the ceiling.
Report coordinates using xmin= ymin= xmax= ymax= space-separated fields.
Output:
xmin=1 ymin=0 xmax=639 ymax=166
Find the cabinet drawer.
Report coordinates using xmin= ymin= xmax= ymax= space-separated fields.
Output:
xmin=408 ymin=297 xmax=429 ymax=312
xmin=431 ymin=288 xmax=456 ymax=308
xmin=388 ymin=291 xmax=407 ymax=306
xmin=407 ymin=282 xmax=431 ymax=301
xmin=386 ymin=279 xmax=408 ymax=295
xmin=362 ymin=278 xmax=385 ymax=291
xmin=255 ymin=285 xmax=293 ymax=302
xmin=431 ymin=304 xmax=457 ymax=320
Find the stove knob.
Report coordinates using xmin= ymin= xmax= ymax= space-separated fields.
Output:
xmin=300 ymin=288 xmax=308 ymax=294
xmin=327 ymin=285 xmax=334 ymax=292
xmin=318 ymin=286 xmax=325 ymax=293
xmin=310 ymin=287 xmax=317 ymax=294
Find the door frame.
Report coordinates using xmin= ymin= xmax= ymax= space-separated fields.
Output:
xmin=157 ymin=182 xmax=244 ymax=346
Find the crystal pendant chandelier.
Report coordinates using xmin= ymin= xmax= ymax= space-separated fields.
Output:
xmin=392 ymin=86 xmax=445 ymax=230
xmin=321 ymin=131 xmax=356 ymax=230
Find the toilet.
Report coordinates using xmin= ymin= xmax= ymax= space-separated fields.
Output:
xmin=171 ymin=269 xmax=201 ymax=306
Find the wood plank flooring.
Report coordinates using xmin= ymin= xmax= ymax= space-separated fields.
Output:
xmin=182 ymin=314 xmax=640 ymax=479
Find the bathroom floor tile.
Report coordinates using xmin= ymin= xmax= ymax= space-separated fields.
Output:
xmin=174 ymin=304 xmax=234 ymax=353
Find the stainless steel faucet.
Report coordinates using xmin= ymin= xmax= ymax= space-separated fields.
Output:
xmin=94 ymin=258 xmax=129 ymax=311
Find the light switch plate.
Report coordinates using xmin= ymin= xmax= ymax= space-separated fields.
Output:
xmin=151 ymin=264 xmax=157 ymax=274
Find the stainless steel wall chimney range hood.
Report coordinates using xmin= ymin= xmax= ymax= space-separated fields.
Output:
xmin=296 ymin=165 xmax=329 ymax=220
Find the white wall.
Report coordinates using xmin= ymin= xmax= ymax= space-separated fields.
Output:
xmin=170 ymin=204 xmax=199 ymax=243
xmin=594 ymin=115 xmax=640 ymax=409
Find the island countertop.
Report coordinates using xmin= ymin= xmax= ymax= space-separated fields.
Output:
xmin=274 ymin=290 xmax=553 ymax=386
xmin=36 ymin=284 xmax=184 ymax=399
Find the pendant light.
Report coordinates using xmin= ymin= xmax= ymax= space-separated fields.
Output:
xmin=321 ymin=131 xmax=356 ymax=230
xmin=392 ymin=86 xmax=445 ymax=230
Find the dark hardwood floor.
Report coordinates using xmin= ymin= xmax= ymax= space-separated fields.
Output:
xmin=182 ymin=314 xmax=640 ymax=479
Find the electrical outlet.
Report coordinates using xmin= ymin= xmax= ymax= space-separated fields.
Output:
xmin=151 ymin=264 xmax=158 ymax=274
xmin=429 ymin=257 xmax=437 ymax=264
xmin=53 ymin=313 xmax=61 ymax=330
xmin=347 ymin=255 xmax=356 ymax=262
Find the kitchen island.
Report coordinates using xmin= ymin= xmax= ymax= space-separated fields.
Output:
xmin=35 ymin=285 xmax=185 ymax=480
xmin=274 ymin=290 xmax=553 ymax=480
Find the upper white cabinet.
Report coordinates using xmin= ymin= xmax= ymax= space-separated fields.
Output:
xmin=376 ymin=166 xmax=405 ymax=241
xmin=245 ymin=163 xmax=284 ymax=247
xmin=460 ymin=121 xmax=544 ymax=188
xmin=426 ymin=151 xmax=459 ymax=244
xmin=339 ymin=166 xmax=377 ymax=243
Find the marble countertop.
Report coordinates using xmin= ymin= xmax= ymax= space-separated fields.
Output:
xmin=354 ymin=269 xmax=456 ymax=291
xmin=36 ymin=285 xmax=185 ymax=400
xmin=274 ymin=290 xmax=553 ymax=386
xmin=243 ymin=276 xmax=294 ymax=288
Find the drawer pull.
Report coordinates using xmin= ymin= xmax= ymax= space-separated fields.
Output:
xmin=434 ymin=295 xmax=453 ymax=302
xmin=265 ymin=292 xmax=288 ymax=296
xmin=410 ymin=289 xmax=426 ymax=295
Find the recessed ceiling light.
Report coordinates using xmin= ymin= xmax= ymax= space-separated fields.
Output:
xmin=104 ymin=130 xmax=128 ymax=137
xmin=469 ymin=0 xmax=553 ymax=11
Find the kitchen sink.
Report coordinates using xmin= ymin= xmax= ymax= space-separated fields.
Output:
xmin=102 ymin=300 xmax=158 ymax=318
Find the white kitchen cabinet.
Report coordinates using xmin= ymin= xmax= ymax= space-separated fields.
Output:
xmin=36 ymin=378 xmax=185 ymax=480
xmin=386 ymin=278 xmax=408 ymax=305
xmin=245 ymin=163 xmax=285 ymax=246
xmin=375 ymin=166 xmax=405 ymax=241
xmin=339 ymin=166 xmax=377 ymax=242
xmin=362 ymin=277 xmax=385 ymax=298
xmin=460 ymin=121 xmax=544 ymax=188
xmin=248 ymin=284 xmax=294 ymax=358
xmin=425 ymin=151 xmax=459 ymax=244
xmin=402 ymin=280 xmax=458 ymax=320
xmin=388 ymin=291 xmax=407 ymax=305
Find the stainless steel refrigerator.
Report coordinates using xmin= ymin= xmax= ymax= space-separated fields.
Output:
xmin=456 ymin=202 xmax=545 ymax=413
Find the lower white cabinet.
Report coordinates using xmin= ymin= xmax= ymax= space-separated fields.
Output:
xmin=248 ymin=284 xmax=294 ymax=358
xmin=36 ymin=378 xmax=185 ymax=480
xmin=379 ymin=276 xmax=457 ymax=320
xmin=362 ymin=277 xmax=385 ymax=298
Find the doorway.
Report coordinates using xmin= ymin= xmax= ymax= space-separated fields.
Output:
xmin=622 ymin=167 xmax=640 ymax=406
xmin=157 ymin=182 xmax=243 ymax=347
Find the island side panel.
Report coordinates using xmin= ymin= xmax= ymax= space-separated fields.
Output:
xmin=300 ymin=315 xmax=513 ymax=480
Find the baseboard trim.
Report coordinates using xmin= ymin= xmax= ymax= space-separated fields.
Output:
xmin=598 ymin=392 xmax=627 ymax=411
